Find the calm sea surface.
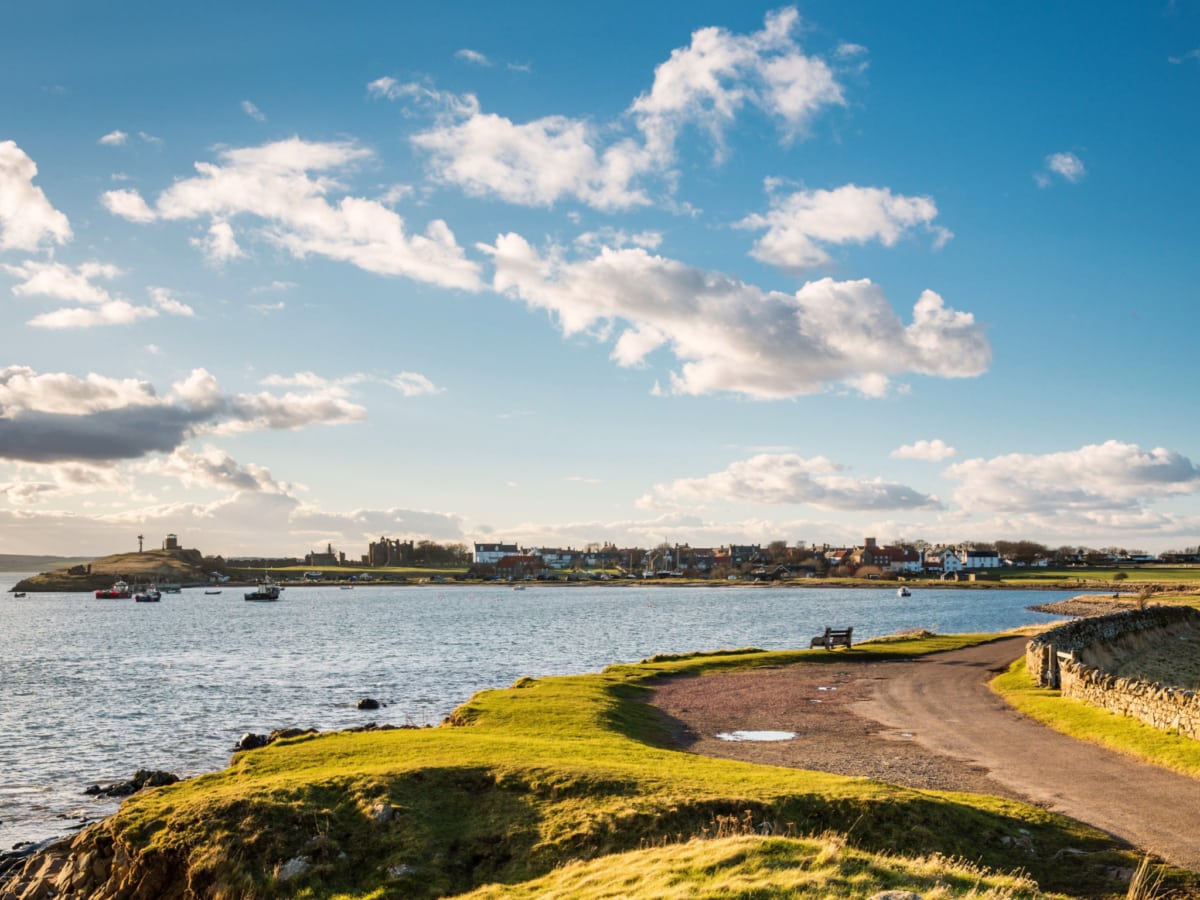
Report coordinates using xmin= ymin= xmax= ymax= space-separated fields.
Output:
xmin=0 ymin=575 xmax=1075 ymax=848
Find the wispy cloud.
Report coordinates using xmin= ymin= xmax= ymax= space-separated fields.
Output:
xmin=98 ymin=130 xmax=128 ymax=146
xmin=241 ymin=99 xmax=267 ymax=121
xmin=1036 ymin=151 xmax=1086 ymax=188
xmin=455 ymin=48 xmax=491 ymax=66
xmin=638 ymin=452 xmax=942 ymax=511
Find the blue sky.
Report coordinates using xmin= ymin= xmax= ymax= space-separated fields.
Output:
xmin=2 ymin=1 xmax=1199 ymax=558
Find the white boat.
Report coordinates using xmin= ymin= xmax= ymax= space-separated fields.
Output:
xmin=897 ymin=587 xmax=912 ymax=597
xmin=134 ymin=586 xmax=162 ymax=603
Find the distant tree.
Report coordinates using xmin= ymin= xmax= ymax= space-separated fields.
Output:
xmin=766 ymin=540 xmax=789 ymax=562
xmin=995 ymin=540 xmax=1049 ymax=566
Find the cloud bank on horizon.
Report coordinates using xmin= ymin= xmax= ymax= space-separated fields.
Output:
xmin=1 ymin=3 xmax=1198 ymax=556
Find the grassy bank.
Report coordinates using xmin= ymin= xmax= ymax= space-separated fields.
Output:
xmin=993 ymin=657 xmax=1200 ymax=780
xmin=81 ymin=634 xmax=1157 ymax=898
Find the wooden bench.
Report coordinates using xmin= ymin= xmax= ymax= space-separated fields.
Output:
xmin=809 ymin=626 xmax=852 ymax=650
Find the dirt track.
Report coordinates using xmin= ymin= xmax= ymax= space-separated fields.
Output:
xmin=652 ymin=636 xmax=1200 ymax=871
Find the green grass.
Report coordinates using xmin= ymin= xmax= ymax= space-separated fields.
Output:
xmin=995 ymin=568 xmax=1200 ymax=587
xmin=992 ymin=657 xmax=1200 ymax=779
xmin=93 ymin=634 xmax=1157 ymax=898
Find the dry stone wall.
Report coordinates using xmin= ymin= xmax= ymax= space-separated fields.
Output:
xmin=1025 ymin=606 xmax=1200 ymax=740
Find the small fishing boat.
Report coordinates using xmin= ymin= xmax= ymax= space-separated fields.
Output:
xmin=245 ymin=579 xmax=281 ymax=602
xmin=13 ymin=591 xmax=26 ymax=598
xmin=134 ymin=586 xmax=162 ymax=603
xmin=157 ymin=582 xmax=182 ymax=594
xmin=96 ymin=581 xmax=131 ymax=599
xmin=204 ymin=589 xmax=222 ymax=595
xmin=897 ymin=586 xmax=912 ymax=598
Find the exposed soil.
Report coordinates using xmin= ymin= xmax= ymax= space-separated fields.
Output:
xmin=652 ymin=658 xmax=1020 ymax=799
xmin=650 ymin=636 xmax=1200 ymax=872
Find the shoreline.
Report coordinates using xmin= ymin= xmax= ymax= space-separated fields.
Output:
xmin=6 ymin=576 xmax=1165 ymax=594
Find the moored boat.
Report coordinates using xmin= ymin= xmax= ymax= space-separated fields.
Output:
xmin=95 ymin=581 xmax=131 ymax=599
xmin=134 ymin=586 xmax=162 ymax=602
xmin=897 ymin=586 xmax=912 ymax=597
xmin=157 ymin=582 xmax=182 ymax=593
xmin=245 ymin=579 xmax=281 ymax=602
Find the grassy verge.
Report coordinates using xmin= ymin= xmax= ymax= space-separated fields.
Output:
xmin=98 ymin=634 xmax=1156 ymax=898
xmin=992 ymin=657 xmax=1200 ymax=780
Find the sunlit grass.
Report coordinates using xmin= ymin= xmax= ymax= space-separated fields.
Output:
xmin=99 ymin=633 xmax=1152 ymax=898
xmin=991 ymin=658 xmax=1200 ymax=779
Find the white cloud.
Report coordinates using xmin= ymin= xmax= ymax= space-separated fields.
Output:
xmin=484 ymin=235 xmax=990 ymax=399
xmin=4 ymin=261 xmax=193 ymax=328
xmin=1169 ymin=48 xmax=1200 ymax=64
xmin=148 ymin=286 xmax=195 ymax=317
xmin=892 ymin=439 xmax=957 ymax=461
xmin=631 ymin=7 xmax=844 ymax=159
xmin=98 ymin=130 xmax=128 ymax=146
xmin=101 ymin=188 xmax=157 ymax=222
xmin=403 ymin=8 xmax=845 ymax=211
xmin=3 ymin=260 xmax=123 ymax=304
xmin=638 ymin=452 xmax=941 ymax=511
xmin=0 ymin=366 xmax=161 ymax=415
xmin=945 ymin=440 xmax=1200 ymax=515
xmin=28 ymin=300 xmax=160 ymax=329
xmin=0 ymin=141 xmax=72 ymax=251
xmin=455 ymin=49 xmax=491 ymax=66
xmin=138 ymin=131 xmax=163 ymax=148
xmin=190 ymin=220 xmax=244 ymax=264
xmin=413 ymin=113 xmax=653 ymax=210
xmin=101 ymin=137 xmax=482 ymax=291
xmin=1036 ymin=151 xmax=1086 ymax=187
xmin=739 ymin=184 xmax=951 ymax=272
xmin=241 ymin=100 xmax=266 ymax=122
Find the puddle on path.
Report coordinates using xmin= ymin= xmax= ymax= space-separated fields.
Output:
xmin=715 ymin=730 xmax=796 ymax=742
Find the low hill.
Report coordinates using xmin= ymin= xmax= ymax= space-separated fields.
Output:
xmin=11 ymin=548 xmax=230 ymax=593
xmin=0 ymin=554 xmax=93 ymax=573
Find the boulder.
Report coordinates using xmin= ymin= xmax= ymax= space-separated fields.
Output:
xmin=357 ymin=698 xmax=384 ymax=710
xmin=234 ymin=732 xmax=270 ymax=752
xmin=82 ymin=770 xmax=178 ymax=798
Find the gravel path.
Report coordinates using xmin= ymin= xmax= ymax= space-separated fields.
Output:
xmin=650 ymin=636 xmax=1200 ymax=872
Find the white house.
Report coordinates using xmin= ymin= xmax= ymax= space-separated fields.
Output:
xmin=473 ymin=542 xmax=519 ymax=565
xmin=924 ymin=551 xmax=963 ymax=573
xmin=959 ymin=548 xmax=1002 ymax=568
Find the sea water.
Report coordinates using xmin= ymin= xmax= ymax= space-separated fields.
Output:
xmin=0 ymin=575 xmax=1073 ymax=848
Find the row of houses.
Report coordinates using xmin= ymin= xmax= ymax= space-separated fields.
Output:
xmin=473 ymin=538 xmax=1061 ymax=577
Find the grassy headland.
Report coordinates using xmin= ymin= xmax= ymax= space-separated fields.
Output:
xmin=21 ymin=634 xmax=1166 ymax=899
